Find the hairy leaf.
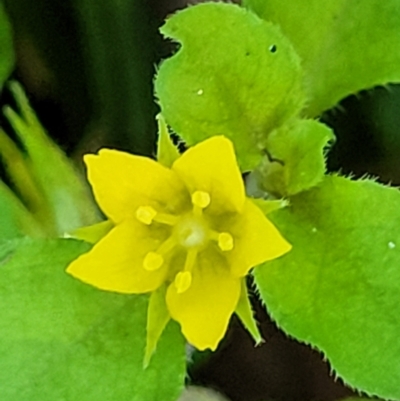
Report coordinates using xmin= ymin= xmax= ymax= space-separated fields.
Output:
xmin=255 ymin=175 xmax=400 ymax=398
xmin=0 ymin=239 xmax=185 ymax=401
xmin=245 ymin=0 xmax=400 ymax=116
xmin=155 ymin=2 xmax=305 ymax=170
xmin=257 ymin=119 xmax=334 ymax=196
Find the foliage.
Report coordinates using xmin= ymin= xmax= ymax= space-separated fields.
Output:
xmin=244 ymin=0 xmax=400 ymax=116
xmin=0 ymin=238 xmax=186 ymax=401
xmin=255 ymin=175 xmax=400 ymax=398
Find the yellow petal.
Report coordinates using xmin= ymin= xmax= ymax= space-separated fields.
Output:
xmin=84 ymin=149 xmax=187 ymax=223
xmin=172 ymin=136 xmax=245 ymax=214
xmin=227 ymin=199 xmax=292 ymax=277
xmin=166 ymin=252 xmax=241 ymax=350
xmin=66 ymin=219 xmax=168 ymax=293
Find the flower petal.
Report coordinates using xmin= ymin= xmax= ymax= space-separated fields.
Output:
xmin=85 ymin=149 xmax=187 ymax=223
xmin=166 ymin=252 xmax=241 ymax=350
xmin=66 ymin=219 xmax=168 ymax=293
xmin=227 ymin=199 xmax=292 ymax=277
xmin=172 ymin=136 xmax=245 ymax=213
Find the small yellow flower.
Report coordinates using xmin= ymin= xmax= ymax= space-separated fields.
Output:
xmin=67 ymin=136 xmax=291 ymax=350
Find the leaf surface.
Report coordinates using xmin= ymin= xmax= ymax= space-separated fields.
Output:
xmin=255 ymin=175 xmax=400 ymax=398
xmin=245 ymin=0 xmax=400 ymax=116
xmin=257 ymin=119 xmax=334 ymax=196
xmin=0 ymin=239 xmax=186 ymax=401
xmin=155 ymin=2 xmax=305 ymax=170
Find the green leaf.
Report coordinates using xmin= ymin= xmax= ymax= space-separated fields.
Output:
xmin=145 ymin=284 xmax=171 ymax=368
xmin=256 ymin=119 xmax=334 ymax=197
xmin=244 ymin=0 xmax=400 ymax=116
xmin=254 ymin=175 xmax=400 ymax=399
xmin=0 ymin=237 xmax=27 ymax=262
xmin=0 ymin=239 xmax=186 ymax=401
xmin=0 ymin=3 xmax=14 ymax=87
xmin=235 ymin=279 xmax=262 ymax=344
xmin=155 ymin=2 xmax=305 ymax=170
xmin=156 ymin=114 xmax=180 ymax=168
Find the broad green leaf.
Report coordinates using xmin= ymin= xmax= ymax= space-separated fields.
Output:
xmin=256 ymin=119 xmax=334 ymax=196
xmin=155 ymin=2 xmax=305 ymax=170
xmin=0 ymin=3 xmax=14 ymax=87
xmin=244 ymin=0 xmax=400 ymax=116
xmin=0 ymin=239 xmax=186 ymax=401
xmin=0 ymin=237 xmax=28 ymax=262
xmin=254 ymin=175 xmax=400 ymax=399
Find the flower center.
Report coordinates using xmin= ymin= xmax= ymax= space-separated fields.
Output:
xmin=135 ymin=190 xmax=235 ymax=294
xmin=175 ymin=217 xmax=207 ymax=248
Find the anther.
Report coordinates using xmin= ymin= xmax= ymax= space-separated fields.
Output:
xmin=136 ymin=206 xmax=157 ymax=225
xmin=175 ymin=271 xmax=192 ymax=294
xmin=143 ymin=252 xmax=164 ymax=271
xmin=191 ymin=191 xmax=211 ymax=209
xmin=218 ymin=232 xmax=234 ymax=251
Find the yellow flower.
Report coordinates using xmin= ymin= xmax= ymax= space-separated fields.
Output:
xmin=67 ymin=136 xmax=291 ymax=351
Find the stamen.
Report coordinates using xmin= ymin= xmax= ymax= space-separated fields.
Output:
xmin=143 ymin=252 xmax=164 ymax=271
xmin=153 ymin=213 xmax=179 ymax=226
xmin=184 ymin=248 xmax=198 ymax=271
xmin=136 ymin=206 xmax=157 ymax=225
xmin=175 ymin=271 xmax=192 ymax=294
xmin=191 ymin=191 xmax=211 ymax=209
xmin=157 ymin=236 xmax=177 ymax=255
xmin=136 ymin=206 xmax=178 ymax=227
xmin=174 ymin=249 xmax=197 ymax=294
xmin=218 ymin=232 xmax=234 ymax=251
